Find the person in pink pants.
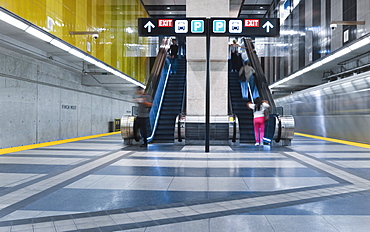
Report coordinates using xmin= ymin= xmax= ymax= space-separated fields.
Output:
xmin=247 ymin=97 xmax=270 ymax=146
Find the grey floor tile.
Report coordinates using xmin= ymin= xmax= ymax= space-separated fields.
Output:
xmin=74 ymin=222 xmax=98 ymax=230
xmin=33 ymin=227 xmax=57 ymax=232
xmin=208 ymin=177 xmax=249 ymax=191
xmin=7 ymin=224 xmax=33 ymax=232
xmin=168 ymin=177 xmax=208 ymax=191
xmin=55 ymin=224 xmax=78 ymax=232
xmin=110 ymin=214 xmax=136 ymax=224
xmin=145 ymin=219 xmax=209 ymax=232
xmin=114 ymin=229 xmax=145 ymax=232
xmin=0 ymin=227 xmax=10 ymax=232
xmin=126 ymin=176 xmax=173 ymax=191
xmin=267 ymin=215 xmax=338 ymax=232
xmin=323 ymin=215 xmax=370 ymax=232
xmin=210 ymin=215 xmax=274 ymax=232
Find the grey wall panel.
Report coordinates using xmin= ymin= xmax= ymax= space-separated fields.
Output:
xmin=330 ymin=0 xmax=343 ymax=52
xmin=2 ymin=53 xmax=38 ymax=81
xmin=60 ymin=89 xmax=78 ymax=140
xmin=37 ymin=85 xmax=61 ymax=143
xmin=77 ymin=92 xmax=93 ymax=137
xmin=0 ymin=45 xmax=135 ymax=148
xmin=37 ymin=65 xmax=62 ymax=86
xmin=358 ymin=0 xmax=370 ymax=37
xmin=90 ymin=95 xmax=109 ymax=134
xmin=0 ymin=101 xmax=37 ymax=146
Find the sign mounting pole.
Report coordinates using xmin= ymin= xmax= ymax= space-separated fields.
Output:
xmin=205 ymin=18 xmax=211 ymax=153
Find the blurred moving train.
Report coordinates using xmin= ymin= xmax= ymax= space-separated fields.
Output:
xmin=275 ymin=70 xmax=370 ymax=144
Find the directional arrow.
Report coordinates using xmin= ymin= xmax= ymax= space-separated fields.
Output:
xmin=144 ymin=21 xmax=155 ymax=33
xmin=262 ymin=21 xmax=274 ymax=33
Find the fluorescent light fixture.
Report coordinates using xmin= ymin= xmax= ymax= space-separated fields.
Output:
xmin=270 ymin=39 xmax=367 ymax=90
xmin=349 ymin=37 xmax=370 ymax=51
xmin=83 ymin=56 xmax=99 ymax=66
xmin=104 ymin=67 xmax=115 ymax=73
xmin=330 ymin=47 xmax=351 ymax=60
xmin=50 ymin=39 xmax=71 ymax=52
xmin=0 ymin=11 xmax=29 ymax=30
xmin=25 ymin=26 xmax=53 ymax=42
xmin=111 ymin=70 xmax=121 ymax=76
xmin=85 ymin=58 xmax=144 ymax=86
xmin=69 ymin=48 xmax=86 ymax=59
xmin=95 ymin=62 xmax=108 ymax=70
xmin=321 ymin=54 xmax=336 ymax=64
xmin=269 ymin=70 xmax=304 ymax=89
xmin=310 ymin=61 xmax=323 ymax=69
xmin=0 ymin=8 xmax=144 ymax=89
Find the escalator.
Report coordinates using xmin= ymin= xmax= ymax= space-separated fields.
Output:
xmin=121 ymin=38 xmax=186 ymax=144
xmin=228 ymin=62 xmax=255 ymax=143
xmin=152 ymin=58 xmax=186 ymax=143
xmin=231 ymin=38 xmax=294 ymax=145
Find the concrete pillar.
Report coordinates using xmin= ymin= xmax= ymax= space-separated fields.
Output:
xmin=186 ymin=0 xmax=229 ymax=116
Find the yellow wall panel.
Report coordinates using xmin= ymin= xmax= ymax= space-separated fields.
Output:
xmin=1 ymin=0 xmax=149 ymax=84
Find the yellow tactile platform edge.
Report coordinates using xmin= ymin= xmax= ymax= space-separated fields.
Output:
xmin=295 ymin=132 xmax=370 ymax=149
xmin=0 ymin=132 xmax=121 ymax=155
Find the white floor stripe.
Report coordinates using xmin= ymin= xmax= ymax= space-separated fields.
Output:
xmin=0 ymin=151 xmax=130 ymax=209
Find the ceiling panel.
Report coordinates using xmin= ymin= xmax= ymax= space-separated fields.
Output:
xmin=174 ymin=0 xmax=186 ymax=4
xmin=255 ymin=0 xmax=274 ymax=4
xmin=141 ymin=0 xmax=160 ymax=4
xmin=148 ymin=11 xmax=186 ymax=15
xmin=140 ymin=0 xmax=274 ymax=18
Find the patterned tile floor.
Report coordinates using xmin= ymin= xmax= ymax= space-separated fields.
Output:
xmin=0 ymin=134 xmax=370 ymax=231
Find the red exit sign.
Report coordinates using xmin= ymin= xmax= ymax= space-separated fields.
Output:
xmin=244 ymin=19 xmax=259 ymax=27
xmin=158 ymin=19 xmax=173 ymax=27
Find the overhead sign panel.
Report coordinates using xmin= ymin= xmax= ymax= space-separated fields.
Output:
xmin=139 ymin=18 xmax=206 ymax=36
xmin=210 ymin=18 xmax=279 ymax=36
xmin=138 ymin=18 xmax=280 ymax=37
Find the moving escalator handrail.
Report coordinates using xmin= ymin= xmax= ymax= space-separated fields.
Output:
xmin=228 ymin=87 xmax=233 ymax=115
xmin=228 ymin=79 xmax=238 ymax=143
xmin=242 ymin=38 xmax=277 ymax=114
xmin=145 ymin=38 xmax=171 ymax=97
xmin=137 ymin=38 xmax=171 ymax=143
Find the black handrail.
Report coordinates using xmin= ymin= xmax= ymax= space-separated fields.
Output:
xmin=242 ymin=38 xmax=277 ymax=113
xmin=232 ymin=113 xmax=237 ymax=143
xmin=228 ymin=88 xmax=233 ymax=115
xmin=180 ymin=82 xmax=187 ymax=115
xmin=177 ymin=114 xmax=183 ymax=142
xmin=145 ymin=38 xmax=171 ymax=97
xmin=228 ymin=69 xmax=237 ymax=143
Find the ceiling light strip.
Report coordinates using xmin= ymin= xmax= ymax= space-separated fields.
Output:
xmin=269 ymin=35 xmax=370 ymax=89
xmin=0 ymin=9 xmax=29 ymax=30
xmin=0 ymin=7 xmax=143 ymax=88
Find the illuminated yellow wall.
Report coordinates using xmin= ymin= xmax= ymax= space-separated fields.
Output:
xmin=1 ymin=0 xmax=149 ymax=83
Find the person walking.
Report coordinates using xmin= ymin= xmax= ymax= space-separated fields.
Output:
xmin=169 ymin=39 xmax=179 ymax=74
xmin=247 ymin=97 xmax=270 ymax=146
xmin=177 ymin=36 xmax=186 ymax=59
xmin=239 ymin=60 xmax=258 ymax=99
xmin=229 ymin=39 xmax=243 ymax=72
xmin=134 ymin=87 xmax=152 ymax=148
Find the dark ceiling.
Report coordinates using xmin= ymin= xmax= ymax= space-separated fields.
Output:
xmin=140 ymin=0 xmax=275 ymax=18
